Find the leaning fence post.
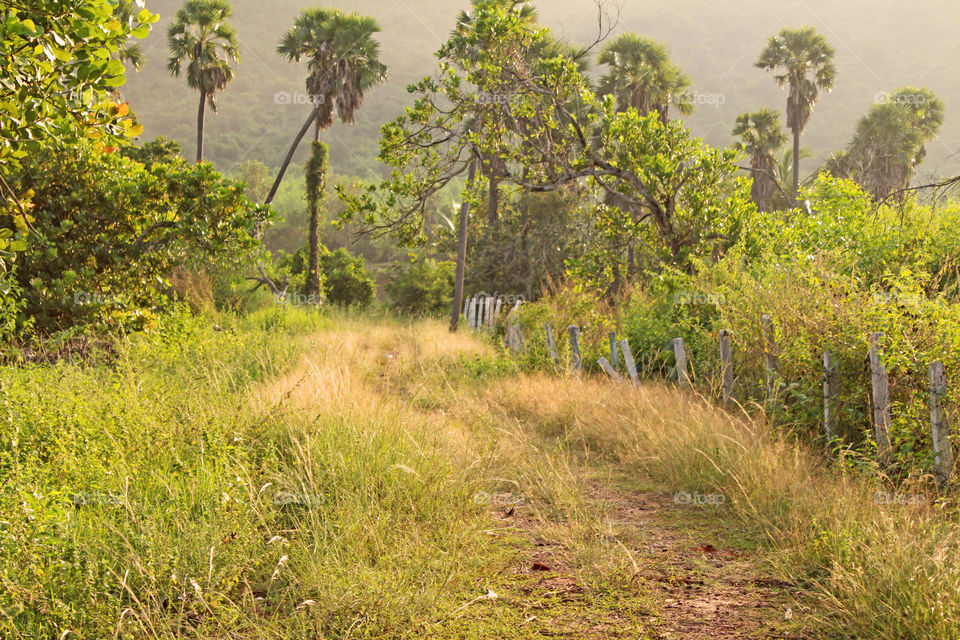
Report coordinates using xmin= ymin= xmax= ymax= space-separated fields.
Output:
xmin=545 ymin=324 xmax=559 ymax=367
xmin=609 ymin=332 xmax=619 ymax=369
xmin=672 ymin=337 xmax=689 ymax=387
xmin=568 ymin=326 xmax=582 ymax=372
xmin=929 ymin=361 xmax=954 ymax=485
xmin=762 ymin=314 xmax=781 ymax=397
xmin=868 ymin=332 xmax=892 ymax=464
xmin=619 ymin=339 xmax=639 ymax=386
xmin=823 ymin=351 xmax=838 ymax=451
xmin=719 ymin=330 xmax=734 ymax=404
xmin=598 ymin=357 xmax=623 ymax=383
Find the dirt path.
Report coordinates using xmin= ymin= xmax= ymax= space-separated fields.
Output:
xmin=471 ymin=481 xmax=803 ymax=639
xmin=590 ymin=484 xmax=801 ymax=639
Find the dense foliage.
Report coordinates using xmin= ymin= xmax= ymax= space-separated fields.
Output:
xmin=386 ymin=257 xmax=455 ymax=316
xmin=11 ymin=143 xmax=269 ymax=333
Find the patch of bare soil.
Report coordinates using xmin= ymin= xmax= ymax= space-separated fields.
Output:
xmin=490 ymin=484 xmax=803 ymax=639
xmin=595 ymin=485 xmax=803 ymax=639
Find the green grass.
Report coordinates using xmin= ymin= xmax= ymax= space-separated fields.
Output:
xmin=5 ymin=307 xmax=959 ymax=638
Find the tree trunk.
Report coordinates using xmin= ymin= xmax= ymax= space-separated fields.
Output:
xmin=792 ymin=127 xmax=801 ymax=204
xmin=488 ymin=174 xmax=499 ymax=225
xmin=264 ymin=102 xmax=322 ymax=206
xmin=450 ymin=159 xmax=478 ymax=333
xmin=305 ymin=142 xmax=328 ymax=298
xmin=196 ymin=92 xmax=206 ymax=163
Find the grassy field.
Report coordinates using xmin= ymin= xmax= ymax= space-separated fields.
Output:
xmin=2 ymin=308 xmax=959 ymax=638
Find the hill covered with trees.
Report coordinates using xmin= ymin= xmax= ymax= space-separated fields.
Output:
xmin=122 ymin=0 xmax=960 ymax=181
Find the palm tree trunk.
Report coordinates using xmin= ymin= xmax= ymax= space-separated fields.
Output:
xmin=305 ymin=143 xmax=325 ymax=297
xmin=450 ymin=159 xmax=478 ymax=333
xmin=792 ymin=127 xmax=801 ymax=203
xmin=306 ymin=202 xmax=321 ymax=296
xmin=264 ymin=102 xmax=321 ymax=206
xmin=196 ymin=92 xmax=206 ymax=163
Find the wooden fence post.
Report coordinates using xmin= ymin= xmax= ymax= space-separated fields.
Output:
xmin=672 ymin=337 xmax=689 ymax=387
xmin=485 ymin=296 xmax=495 ymax=330
xmin=598 ymin=357 xmax=623 ymax=383
xmin=494 ymin=298 xmax=503 ymax=325
xmin=868 ymin=332 xmax=892 ymax=463
xmin=609 ymin=332 xmax=619 ymax=369
xmin=462 ymin=298 xmax=470 ymax=324
xmin=568 ymin=326 xmax=582 ymax=372
xmin=504 ymin=301 xmax=524 ymax=354
xmin=929 ymin=361 xmax=954 ymax=485
xmin=719 ymin=330 xmax=734 ymax=404
xmin=823 ymin=351 xmax=838 ymax=450
xmin=545 ymin=324 xmax=559 ymax=367
xmin=762 ymin=314 xmax=781 ymax=397
xmin=466 ymin=296 xmax=475 ymax=330
xmin=619 ymin=339 xmax=639 ymax=386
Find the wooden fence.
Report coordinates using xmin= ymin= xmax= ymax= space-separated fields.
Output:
xmin=459 ymin=294 xmax=956 ymax=484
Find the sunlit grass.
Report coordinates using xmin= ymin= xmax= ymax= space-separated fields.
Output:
xmin=2 ymin=308 xmax=957 ymax=638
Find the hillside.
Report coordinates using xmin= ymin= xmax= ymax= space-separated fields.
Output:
xmin=123 ymin=0 xmax=960 ymax=183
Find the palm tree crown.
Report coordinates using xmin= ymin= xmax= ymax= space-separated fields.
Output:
xmin=278 ymin=9 xmax=388 ymax=133
xmin=756 ymin=26 xmax=835 ymax=200
xmin=597 ymin=33 xmax=692 ymax=122
xmin=733 ymin=108 xmax=788 ymax=211
xmin=167 ymin=0 xmax=240 ymax=113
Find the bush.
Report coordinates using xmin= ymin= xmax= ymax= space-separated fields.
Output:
xmin=7 ymin=142 xmax=270 ymax=334
xmin=320 ymin=247 xmax=375 ymax=307
xmin=386 ymin=258 xmax=455 ymax=316
xmin=0 ymin=268 xmax=27 ymax=343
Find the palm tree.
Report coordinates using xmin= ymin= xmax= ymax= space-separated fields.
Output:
xmin=274 ymin=9 xmax=388 ymax=298
xmin=825 ymin=88 xmax=943 ymax=200
xmin=167 ymin=0 xmax=240 ymax=163
xmin=733 ymin=108 xmax=787 ymax=212
xmin=266 ymin=9 xmax=387 ymax=205
xmin=756 ymin=26 xmax=836 ymax=202
xmin=597 ymin=34 xmax=693 ymax=122
xmin=779 ymin=146 xmax=814 ymax=189
xmin=888 ymin=86 xmax=944 ymax=166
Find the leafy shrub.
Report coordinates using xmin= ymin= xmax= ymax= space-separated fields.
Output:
xmin=515 ymin=283 xmax=617 ymax=373
xmin=0 ymin=268 xmax=27 ymax=342
xmin=386 ymin=257 xmax=454 ymax=315
xmin=8 ymin=142 xmax=270 ymax=334
xmin=320 ymin=247 xmax=375 ymax=307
